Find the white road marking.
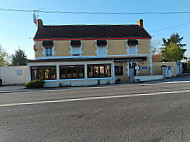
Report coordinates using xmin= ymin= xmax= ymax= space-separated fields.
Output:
xmin=0 ymin=90 xmax=190 ymax=108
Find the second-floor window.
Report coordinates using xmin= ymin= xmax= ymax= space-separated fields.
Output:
xmin=45 ymin=47 xmax=52 ymax=56
xmin=96 ymin=40 xmax=108 ymax=57
xmin=42 ymin=41 xmax=54 ymax=57
xmin=127 ymin=39 xmax=138 ymax=55
xmin=70 ymin=40 xmax=82 ymax=56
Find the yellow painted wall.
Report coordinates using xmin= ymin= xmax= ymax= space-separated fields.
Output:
xmin=34 ymin=39 xmax=151 ymax=58
xmin=35 ymin=41 xmax=71 ymax=58
xmin=35 ymin=41 xmax=43 ymax=58
xmin=138 ymin=56 xmax=151 ymax=76
xmin=152 ymin=62 xmax=176 ymax=76
xmin=115 ymin=62 xmax=129 ymax=82
xmin=54 ymin=41 xmax=71 ymax=56
xmin=81 ymin=40 xmax=96 ymax=56
xmin=107 ymin=40 xmax=127 ymax=55
xmin=137 ymin=39 xmax=151 ymax=54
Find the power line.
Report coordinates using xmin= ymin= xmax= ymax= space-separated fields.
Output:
xmin=0 ymin=8 xmax=33 ymax=12
xmin=1 ymin=8 xmax=190 ymax=15
xmin=1 ymin=8 xmax=190 ymax=33
xmin=150 ymin=22 xmax=190 ymax=32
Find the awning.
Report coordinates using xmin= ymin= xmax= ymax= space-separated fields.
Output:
xmin=97 ymin=40 xmax=107 ymax=46
xmin=28 ymin=56 xmax=147 ymax=63
xmin=128 ymin=39 xmax=138 ymax=46
xmin=42 ymin=41 xmax=54 ymax=47
xmin=71 ymin=40 xmax=81 ymax=47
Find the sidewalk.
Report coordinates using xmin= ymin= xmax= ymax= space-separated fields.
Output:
xmin=1 ymin=73 xmax=190 ymax=93
xmin=0 ymin=85 xmax=26 ymax=91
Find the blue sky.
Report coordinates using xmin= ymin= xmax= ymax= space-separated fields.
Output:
xmin=0 ymin=0 xmax=190 ymax=59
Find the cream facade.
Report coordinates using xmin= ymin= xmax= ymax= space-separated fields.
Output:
xmin=28 ymin=19 xmax=152 ymax=87
xmin=31 ymin=39 xmax=152 ymax=86
xmin=35 ymin=39 xmax=151 ymax=58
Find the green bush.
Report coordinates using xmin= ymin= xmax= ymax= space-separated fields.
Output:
xmin=25 ymin=80 xmax=45 ymax=89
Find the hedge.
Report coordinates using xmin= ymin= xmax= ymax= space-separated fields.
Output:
xmin=25 ymin=80 xmax=45 ymax=89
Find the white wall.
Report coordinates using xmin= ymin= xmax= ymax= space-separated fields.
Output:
xmin=134 ymin=75 xmax=163 ymax=82
xmin=176 ymin=61 xmax=183 ymax=75
xmin=0 ymin=66 xmax=28 ymax=85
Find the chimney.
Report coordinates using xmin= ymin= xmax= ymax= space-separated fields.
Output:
xmin=38 ymin=19 xmax=43 ymax=29
xmin=137 ymin=19 xmax=143 ymax=28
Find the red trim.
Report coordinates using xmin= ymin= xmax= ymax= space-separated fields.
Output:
xmin=33 ymin=45 xmax=37 ymax=51
xmin=34 ymin=37 xmax=151 ymax=41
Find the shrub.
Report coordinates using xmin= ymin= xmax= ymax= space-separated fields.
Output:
xmin=25 ymin=80 xmax=45 ymax=89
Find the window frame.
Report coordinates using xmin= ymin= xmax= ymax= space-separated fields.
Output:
xmin=45 ymin=47 xmax=53 ymax=57
xmin=59 ymin=65 xmax=85 ymax=79
xmin=115 ymin=66 xmax=123 ymax=76
xmin=30 ymin=66 xmax=57 ymax=80
xmin=87 ymin=64 xmax=111 ymax=78
xmin=42 ymin=41 xmax=55 ymax=57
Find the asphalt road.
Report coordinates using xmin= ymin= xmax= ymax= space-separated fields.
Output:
xmin=1 ymin=76 xmax=190 ymax=142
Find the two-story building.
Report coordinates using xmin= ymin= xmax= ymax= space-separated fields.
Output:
xmin=27 ymin=19 xmax=152 ymax=87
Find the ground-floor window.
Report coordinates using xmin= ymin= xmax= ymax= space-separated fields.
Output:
xmin=87 ymin=64 xmax=111 ymax=78
xmin=59 ymin=65 xmax=84 ymax=79
xmin=31 ymin=66 xmax=56 ymax=80
xmin=115 ymin=66 xmax=123 ymax=76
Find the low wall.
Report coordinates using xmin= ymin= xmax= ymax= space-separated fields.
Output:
xmin=44 ymin=77 xmax=114 ymax=87
xmin=152 ymin=62 xmax=177 ymax=76
xmin=0 ymin=66 xmax=28 ymax=85
xmin=134 ymin=75 xmax=163 ymax=82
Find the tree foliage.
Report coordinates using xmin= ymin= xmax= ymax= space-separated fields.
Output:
xmin=162 ymin=43 xmax=183 ymax=62
xmin=0 ymin=45 xmax=9 ymax=66
xmin=11 ymin=48 xmax=27 ymax=66
xmin=162 ymin=33 xmax=186 ymax=62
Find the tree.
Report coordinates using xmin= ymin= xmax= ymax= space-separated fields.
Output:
xmin=0 ymin=44 xmax=9 ymax=66
xmin=162 ymin=33 xmax=186 ymax=62
xmin=151 ymin=39 xmax=161 ymax=55
xmin=162 ymin=33 xmax=186 ymax=47
xmin=11 ymin=48 xmax=27 ymax=66
xmin=162 ymin=43 xmax=183 ymax=62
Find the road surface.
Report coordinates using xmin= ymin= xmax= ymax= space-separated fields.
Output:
xmin=1 ymin=77 xmax=190 ymax=141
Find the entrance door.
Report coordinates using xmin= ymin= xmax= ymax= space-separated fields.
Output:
xmin=129 ymin=63 xmax=137 ymax=76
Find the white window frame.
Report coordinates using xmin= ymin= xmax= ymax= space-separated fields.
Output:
xmin=42 ymin=41 xmax=55 ymax=57
xmin=126 ymin=39 xmax=138 ymax=55
xmin=69 ymin=40 xmax=82 ymax=57
xmin=95 ymin=40 xmax=108 ymax=57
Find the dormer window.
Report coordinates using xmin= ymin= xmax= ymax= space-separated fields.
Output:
xmin=127 ymin=39 xmax=138 ymax=55
xmin=97 ymin=40 xmax=107 ymax=47
xmin=70 ymin=40 xmax=82 ymax=56
xmin=42 ymin=41 xmax=55 ymax=57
